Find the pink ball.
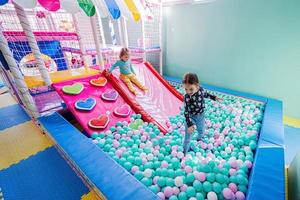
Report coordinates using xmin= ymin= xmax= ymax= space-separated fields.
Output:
xmin=141 ymin=135 xmax=147 ymax=142
xmin=115 ymin=150 xmax=122 ymax=157
xmin=127 ymin=131 xmax=133 ymax=137
xmin=157 ymin=192 xmax=165 ymax=200
xmin=198 ymin=172 xmax=206 ymax=182
xmin=171 ymin=151 xmax=177 ymax=157
xmin=165 ymin=139 xmax=171 ymax=145
xmin=172 ymin=145 xmax=178 ymax=151
xmin=153 ymin=150 xmax=159 ymax=156
xmin=190 ymin=198 xmax=197 ymax=200
xmin=207 ymin=191 xmax=218 ymax=200
xmin=223 ymin=188 xmax=234 ymax=200
xmin=173 ymin=187 xmax=180 ymax=195
xmin=229 ymin=169 xmax=236 ymax=176
xmin=161 ymin=161 xmax=169 ymax=168
xmin=131 ymin=166 xmax=139 ymax=173
xmin=113 ymin=141 xmax=120 ymax=148
xmin=92 ymin=140 xmax=98 ymax=144
xmin=193 ymin=171 xmax=201 ymax=180
xmin=228 ymin=183 xmax=237 ymax=193
xmin=163 ymin=186 xmax=173 ymax=198
xmin=114 ymin=134 xmax=121 ymax=140
xmin=142 ymin=158 xmax=147 ymax=164
xmin=235 ymin=191 xmax=245 ymax=200
xmin=177 ymin=152 xmax=184 ymax=159
xmin=153 ymin=176 xmax=159 ymax=184
xmin=230 ymin=160 xmax=238 ymax=168
xmin=245 ymin=160 xmax=253 ymax=168
xmin=180 ymin=184 xmax=187 ymax=192
xmin=140 ymin=143 xmax=146 ymax=149
xmin=184 ymin=166 xmax=193 ymax=173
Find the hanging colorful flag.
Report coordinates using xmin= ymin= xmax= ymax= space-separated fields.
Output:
xmin=77 ymin=0 xmax=96 ymax=17
xmin=38 ymin=0 xmax=60 ymax=11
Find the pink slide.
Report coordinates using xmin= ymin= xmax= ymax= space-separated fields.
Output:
xmin=52 ymin=74 xmax=134 ymax=136
xmin=109 ymin=62 xmax=183 ymax=131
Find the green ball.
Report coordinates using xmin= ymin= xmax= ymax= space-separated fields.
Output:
xmin=153 ymin=161 xmax=161 ymax=169
xmin=168 ymin=169 xmax=175 ymax=178
xmin=91 ymin=132 xmax=98 ymax=139
xmin=206 ymin=173 xmax=215 ymax=183
xmin=175 ymin=169 xmax=185 ymax=177
xmin=238 ymin=184 xmax=247 ymax=193
xmin=148 ymin=185 xmax=159 ymax=194
xmin=215 ymin=173 xmax=226 ymax=184
xmin=195 ymin=192 xmax=204 ymax=200
xmin=134 ymin=157 xmax=142 ymax=166
xmin=144 ymin=162 xmax=154 ymax=169
xmin=157 ymin=177 xmax=166 ymax=187
xmin=124 ymin=162 xmax=132 ymax=170
xmin=169 ymin=195 xmax=179 ymax=200
xmin=141 ymin=177 xmax=152 ymax=186
xmin=186 ymin=186 xmax=196 ymax=197
xmin=166 ymin=178 xmax=175 ymax=187
xmin=127 ymin=156 xmax=135 ymax=163
xmin=186 ymin=173 xmax=195 ymax=183
xmin=193 ymin=180 xmax=203 ymax=192
xmin=161 ymin=168 xmax=168 ymax=177
xmin=134 ymin=171 xmax=143 ymax=180
xmin=203 ymin=181 xmax=212 ymax=192
xmin=178 ymin=192 xmax=188 ymax=200
xmin=212 ymin=182 xmax=222 ymax=193
xmin=158 ymin=153 xmax=164 ymax=161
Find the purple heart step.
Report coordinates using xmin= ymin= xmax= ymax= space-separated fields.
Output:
xmin=101 ymin=89 xmax=119 ymax=101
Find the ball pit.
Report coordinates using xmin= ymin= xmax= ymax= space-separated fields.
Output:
xmin=92 ymin=89 xmax=264 ymax=200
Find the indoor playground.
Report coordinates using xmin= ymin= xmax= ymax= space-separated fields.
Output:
xmin=0 ymin=0 xmax=299 ymax=200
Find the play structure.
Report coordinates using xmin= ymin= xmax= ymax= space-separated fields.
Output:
xmin=0 ymin=1 xmax=284 ymax=200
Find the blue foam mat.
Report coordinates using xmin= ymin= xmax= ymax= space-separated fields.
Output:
xmin=246 ymin=147 xmax=285 ymax=200
xmin=38 ymin=113 xmax=160 ymax=200
xmin=0 ymin=104 xmax=30 ymax=131
xmin=0 ymin=147 xmax=89 ymax=200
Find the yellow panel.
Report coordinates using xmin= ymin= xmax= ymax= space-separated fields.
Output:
xmin=283 ymin=116 xmax=300 ymax=128
xmin=81 ymin=190 xmax=105 ymax=200
xmin=124 ymin=0 xmax=141 ymax=22
xmin=0 ymin=93 xmax=17 ymax=109
xmin=0 ymin=121 xmax=53 ymax=170
xmin=24 ymin=68 xmax=100 ymax=89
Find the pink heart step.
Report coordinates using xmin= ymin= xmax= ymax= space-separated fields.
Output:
xmin=114 ymin=104 xmax=131 ymax=117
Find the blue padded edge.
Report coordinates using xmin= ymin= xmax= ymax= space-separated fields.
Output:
xmin=246 ymin=147 xmax=285 ymax=200
xmin=38 ymin=112 xmax=160 ymax=200
xmin=0 ymin=104 xmax=30 ymax=130
xmin=164 ymin=75 xmax=285 ymax=200
xmin=259 ymin=99 xmax=284 ymax=146
xmin=0 ymin=147 xmax=89 ymax=200
xmin=164 ymin=76 xmax=268 ymax=103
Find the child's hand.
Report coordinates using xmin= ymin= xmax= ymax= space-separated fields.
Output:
xmin=216 ymin=97 xmax=223 ymax=101
xmin=188 ymin=125 xmax=196 ymax=133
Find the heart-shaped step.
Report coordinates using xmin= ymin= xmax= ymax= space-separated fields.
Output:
xmin=101 ymin=89 xmax=119 ymax=101
xmin=90 ymin=77 xmax=107 ymax=87
xmin=62 ymin=83 xmax=84 ymax=95
xmin=88 ymin=115 xmax=110 ymax=129
xmin=114 ymin=104 xmax=131 ymax=117
xmin=75 ymin=97 xmax=96 ymax=111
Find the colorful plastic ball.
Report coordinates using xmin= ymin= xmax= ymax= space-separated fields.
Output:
xmin=186 ymin=186 xmax=196 ymax=197
xmin=141 ymin=177 xmax=152 ymax=186
xmin=207 ymin=191 xmax=218 ymax=200
xmin=173 ymin=187 xmax=180 ymax=195
xmin=195 ymin=192 xmax=204 ymax=200
xmin=149 ymin=185 xmax=159 ymax=194
xmin=169 ymin=195 xmax=179 ymax=200
xmin=193 ymin=180 xmax=203 ymax=192
xmin=157 ymin=192 xmax=165 ymax=200
xmin=134 ymin=171 xmax=143 ymax=180
xmin=157 ymin=177 xmax=166 ymax=187
xmin=178 ymin=192 xmax=188 ymax=200
xmin=223 ymin=188 xmax=234 ymax=200
xmin=212 ymin=182 xmax=222 ymax=193
xmin=164 ymin=186 xmax=174 ymax=198
xmin=174 ymin=176 xmax=184 ymax=187
xmin=203 ymin=181 xmax=212 ymax=192
xmin=143 ymin=169 xmax=153 ymax=178
xmin=166 ymin=178 xmax=175 ymax=187
xmin=235 ymin=191 xmax=246 ymax=200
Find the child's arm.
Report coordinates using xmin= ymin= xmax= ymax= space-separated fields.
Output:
xmin=184 ymin=96 xmax=194 ymax=128
xmin=130 ymin=63 xmax=136 ymax=75
xmin=109 ymin=61 xmax=120 ymax=73
xmin=203 ymin=89 xmax=218 ymax=101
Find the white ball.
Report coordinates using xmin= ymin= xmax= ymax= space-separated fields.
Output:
xmin=174 ymin=176 xmax=184 ymax=187
xmin=143 ymin=169 xmax=153 ymax=178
